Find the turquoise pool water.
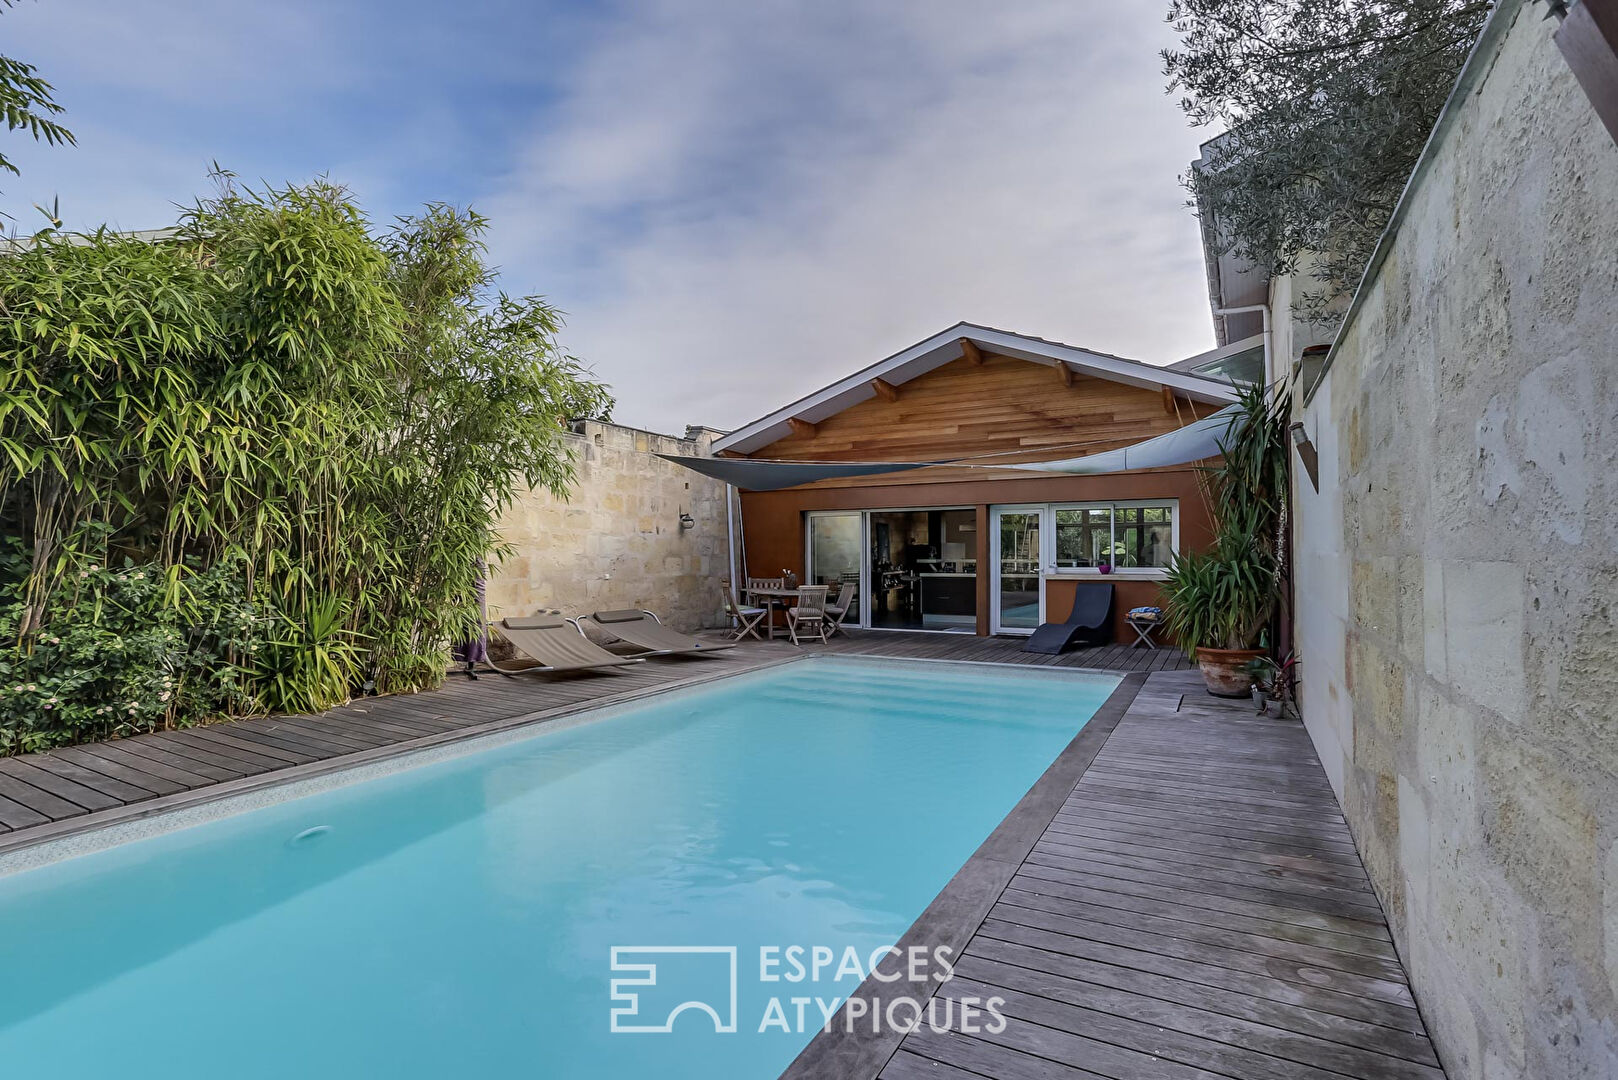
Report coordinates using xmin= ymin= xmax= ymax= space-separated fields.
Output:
xmin=0 ymin=657 xmax=1116 ymax=1079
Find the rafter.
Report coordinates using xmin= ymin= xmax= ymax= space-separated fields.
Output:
xmin=1055 ymin=362 xmax=1076 ymax=388
xmin=870 ymin=377 xmax=900 ymax=403
xmin=786 ymin=416 xmax=817 ymax=437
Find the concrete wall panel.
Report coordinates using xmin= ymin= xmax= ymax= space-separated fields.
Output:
xmin=487 ymin=421 xmax=730 ymax=632
xmin=1294 ymin=5 xmax=1618 ymax=1076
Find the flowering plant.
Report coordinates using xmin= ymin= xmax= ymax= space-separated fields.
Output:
xmin=0 ymin=552 xmax=270 ymax=754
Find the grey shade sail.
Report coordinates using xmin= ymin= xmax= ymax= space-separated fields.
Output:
xmin=661 ymin=406 xmax=1240 ymax=489
xmin=656 ymin=455 xmax=935 ymax=490
xmin=1001 ymin=405 xmax=1243 ymax=475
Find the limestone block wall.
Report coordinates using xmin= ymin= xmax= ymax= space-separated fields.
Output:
xmin=1292 ymin=4 xmax=1618 ymax=1077
xmin=487 ymin=420 xmax=731 ymax=632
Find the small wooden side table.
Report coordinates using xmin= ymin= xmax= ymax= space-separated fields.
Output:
xmin=1126 ymin=616 xmax=1161 ymax=650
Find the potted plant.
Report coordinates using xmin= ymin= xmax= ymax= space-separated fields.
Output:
xmin=1161 ymin=530 xmax=1275 ymax=695
xmin=1246 ymin=652 xmax=1299 ymax=717
xmin=1163 ymin=381 xmax=1291 ymax=697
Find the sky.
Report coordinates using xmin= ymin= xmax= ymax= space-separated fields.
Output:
xmin=2 ymin=0 xmax=1221 ymax=435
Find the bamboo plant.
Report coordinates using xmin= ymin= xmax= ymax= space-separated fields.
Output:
xmin=0 ymin=180 xmax=611 ymax=750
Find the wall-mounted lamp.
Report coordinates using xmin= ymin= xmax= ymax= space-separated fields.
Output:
xmin=1289 ymin=422 xmax=1320 ymax=493
xmin=678 ymin=508 xmax=696 ymax=531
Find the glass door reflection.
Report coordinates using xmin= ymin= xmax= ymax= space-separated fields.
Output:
xmin=993 ymin=508 xmax=1042 ymax=633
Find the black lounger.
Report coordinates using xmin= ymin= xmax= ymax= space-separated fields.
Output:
xmin=1022 ymin=583 xmax=1114 ymax=654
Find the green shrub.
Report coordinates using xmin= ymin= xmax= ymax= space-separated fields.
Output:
xmin=0 ymin=553 xmax=269 ymax=752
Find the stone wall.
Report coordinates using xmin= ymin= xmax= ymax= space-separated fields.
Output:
xmin=1292 ymin=4 xmax=1618 ymax=1077
xmin=487 ymin=420 xmax=731 ymax=632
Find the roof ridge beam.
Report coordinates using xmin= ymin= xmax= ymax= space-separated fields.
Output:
xmin=959 ymin=338 xmax=985 ymax=365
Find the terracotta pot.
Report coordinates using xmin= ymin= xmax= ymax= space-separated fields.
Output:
xmin=1196 ymin=647 xmax=1265 ymax=697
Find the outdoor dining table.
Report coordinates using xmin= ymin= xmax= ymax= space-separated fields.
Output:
xmin=745 ymin=586 xmax=801 ymax=640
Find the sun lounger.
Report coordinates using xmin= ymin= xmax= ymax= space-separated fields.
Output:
xmin=488 ymin=615 xmax=644 ymax=674
xmin=1022 ymin=583 xmax=1114 ymax=654
xmin=583 ymin=609 xmax=737 ymax=656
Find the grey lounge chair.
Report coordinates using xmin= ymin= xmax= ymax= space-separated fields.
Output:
xmin=584 ymin=609 xmax=737 ymax=657
xmin=1022 ymin=583 xmax=1114 ymax=654
xmin=488 ymin=615 xmax=644 ymax=675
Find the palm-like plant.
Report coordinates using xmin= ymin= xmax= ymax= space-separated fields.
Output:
xmin=1163 ymin=380 xmax=1291 ymax=659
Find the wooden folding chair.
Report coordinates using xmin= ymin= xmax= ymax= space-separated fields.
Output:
xmin=721 ymin=578 xmax=769 ymax=641
xmin=825 ymin=581 xmax=859 ymax=637
xmin=787 ymin=584 xmax=830 ymax=645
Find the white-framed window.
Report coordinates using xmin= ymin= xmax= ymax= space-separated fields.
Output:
xmin=1049 ymin=500 xmax=1178 ymax=575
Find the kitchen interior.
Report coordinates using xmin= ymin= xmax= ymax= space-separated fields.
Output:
xmin=867 ymin=508 xmax=977 ymax=632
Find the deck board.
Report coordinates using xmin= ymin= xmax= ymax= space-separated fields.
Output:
xmin=0 ymin=630 xmax=1439 ymax=1079
xmin=882 ymin=668 xmax=1443 ymax=1079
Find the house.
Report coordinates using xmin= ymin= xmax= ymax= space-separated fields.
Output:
xmin=713 ymin=323 xmax=1239 ymax=641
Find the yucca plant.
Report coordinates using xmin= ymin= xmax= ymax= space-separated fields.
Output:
xmin=1163 ymin=379 xmax=1291 ymax=666
xmin=1161 ymin=529 xmax=1275 ymax=654
xmin=253 ymin=594 xmax=362 ymax=716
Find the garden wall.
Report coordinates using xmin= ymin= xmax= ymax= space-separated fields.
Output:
xmin=487 ymin=420 xmax=731 ymax=632
xmin=1291 ymin=3 xmax=1618 ymax=1076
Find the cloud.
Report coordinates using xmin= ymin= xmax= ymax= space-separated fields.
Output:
xmin=2 ymin=0 xmax=1220 ymax=435
xmin=481 ymin=0 xmax=1218 ymax=433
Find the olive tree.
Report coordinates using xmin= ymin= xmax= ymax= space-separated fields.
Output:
xmin=1164 ymin=0 xmax=1490 ymax=317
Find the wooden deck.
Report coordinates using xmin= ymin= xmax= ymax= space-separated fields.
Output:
xmin=0 ymin=629 xmax=1440 ymax=1079
xmin=879 ymin=669 xmax=1444 ymax=1080
xmin=0 ymin=630 xmax=1182 ymax=846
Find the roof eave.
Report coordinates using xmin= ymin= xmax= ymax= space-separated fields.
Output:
xmin=712 ymin=323 xmax=1239 ymax=456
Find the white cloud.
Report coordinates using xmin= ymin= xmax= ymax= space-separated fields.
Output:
xmin=2 ymin=0 xmax=1221 ymax=435
xmin=481 ymin=0 xmax=1219 ymax=434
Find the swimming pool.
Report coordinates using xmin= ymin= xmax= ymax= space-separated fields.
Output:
xmin=0 ymin=657 xmax=1117 ymax=1078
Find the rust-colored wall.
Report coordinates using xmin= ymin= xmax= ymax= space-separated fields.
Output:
xmin=738 ymin=466 xmax=1209 ymax=643
xmin=1043 ymin=577 xmax=1168 ymax=637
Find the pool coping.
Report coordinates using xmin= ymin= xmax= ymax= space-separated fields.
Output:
xmin=778 ymin=669 xmax=1148 ymax=1080
xmin=0 ymin=651 xmax=814 ymax=869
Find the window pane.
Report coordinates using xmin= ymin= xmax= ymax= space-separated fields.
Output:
xmin=1054 ymin=508 xmax=1110 ymax=568
xmin=996 ymin=511 xmax=1042 ymax=629
xmin=808 ymin=513 xmax=862 ymax=586
xmin=1113 ymin=504 xmax=1175 ymax=568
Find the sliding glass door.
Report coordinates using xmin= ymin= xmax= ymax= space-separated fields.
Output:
xmin=805 ymin=512 xmax=864 ymax=628
xmin=991 ymin=500 xmax=1180 ymax=633
xmin=991 ymin=506 xmax=1043 ymax=634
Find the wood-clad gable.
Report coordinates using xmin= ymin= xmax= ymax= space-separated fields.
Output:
xmin=750 ymin=351 xmax=1208 ymax=467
